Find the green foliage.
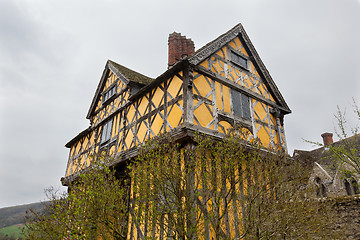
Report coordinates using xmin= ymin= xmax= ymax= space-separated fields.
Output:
xmin=24 ymin=131 xmax=341 ymax=239
xmin=0 ymin=225 xmax=24 ymax=239
xmin=129 ymin=132 xmax=339 ymax=239
xmin=23 ymin=158 xmax=129 ymax=240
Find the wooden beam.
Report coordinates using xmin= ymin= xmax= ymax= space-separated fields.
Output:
xmin=194 ymin=65 xmax=289 ymax=113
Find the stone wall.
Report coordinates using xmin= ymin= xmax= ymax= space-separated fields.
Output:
xmin=332 ymin=197 xmax=360 ymax=239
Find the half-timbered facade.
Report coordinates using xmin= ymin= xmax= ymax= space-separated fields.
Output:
xmin=62 ymin=24 xmax=291 ymax=238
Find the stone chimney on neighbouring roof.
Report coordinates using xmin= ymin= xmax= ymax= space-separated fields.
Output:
xmin=321 ymin=132 xmax=333 ymax=146
xmin=168 ymin=32 xmax=195 ymax=68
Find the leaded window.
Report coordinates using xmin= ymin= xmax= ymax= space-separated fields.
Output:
xmin=103 ymin=85 xmax=116 ymax=103
xmin=231 ymin=89 xmax=251 ymax=120
xmin=231 ymin=51 xmax=248 ymax=69
xmin=101 ymin=119 xmax=113 ymax=144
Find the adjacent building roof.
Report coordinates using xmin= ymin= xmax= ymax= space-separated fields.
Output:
xmin=294 ymin=134 xmax=360 ymax=178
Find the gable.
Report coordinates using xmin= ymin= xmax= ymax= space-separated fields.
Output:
xmin=86 ymin=60 xmax=154 ymax=123
xmin=189 ymin=24 xmax=291 ymax=114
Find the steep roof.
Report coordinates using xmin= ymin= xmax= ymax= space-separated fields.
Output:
xmin=108 ymin=60 xmax=153 ymax=85
xmin=86 ymin=60 xmax=154 ymax=119
xmin=188 ymin=23 xmax=291 ymax=114
xmin=294 ymin=134 xmax=360 ymax=177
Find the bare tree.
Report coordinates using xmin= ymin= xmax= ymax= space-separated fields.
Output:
xmin=23 ymin=158 xmax=129 ymax=240
xmin=330 ymin=99 xmax=360 ymax=177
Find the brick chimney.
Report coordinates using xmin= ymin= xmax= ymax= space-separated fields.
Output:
xmin=168 ymin=32 xmax=195 ymax=68
xmin=321 ymin=132 xmax=333 ymax=146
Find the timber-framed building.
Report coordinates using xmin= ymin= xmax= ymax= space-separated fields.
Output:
xmin=62 ymin=23 xmax=291 ymax=238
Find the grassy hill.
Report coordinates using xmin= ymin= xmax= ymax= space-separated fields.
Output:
xmin=0 ymin=224 xmax=24 ymax=239
xmin=0 ymin=202 xmax=46 ymax=228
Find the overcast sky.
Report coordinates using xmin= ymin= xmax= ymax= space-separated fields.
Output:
xmin=0 ymin=0 xmax=359 ymax=208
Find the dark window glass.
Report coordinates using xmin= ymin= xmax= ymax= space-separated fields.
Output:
xmin=101 ymin=119 xmax=113 ymax=143
xmin=231 ymin=89 xmax=251 ymax=120
xmin=352 ymin=179 xmax=359 ymax=194
xmin=231 ymin=89 xmax=242 ymax=117
xmin=345 ymin=180 xmax=352 ymax=195
xmin=104 ymin=86 xmax=116 ymax=102
xmin=231 ymin=51 xmax=247 ymax=69
xmin=241 ymin=94 xmax=251 ymax=119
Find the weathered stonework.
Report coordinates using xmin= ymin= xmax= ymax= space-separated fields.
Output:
xmin=332 ymin=197 xmax=360 ymax=239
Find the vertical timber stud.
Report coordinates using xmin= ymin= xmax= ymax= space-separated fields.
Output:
xmin=183 ymin=62 xmax=194 ymax=124
xmin=185 ymin=142 xmax=196 ymax=239
xmin=270 ymin=108 xmax=283 ymax=148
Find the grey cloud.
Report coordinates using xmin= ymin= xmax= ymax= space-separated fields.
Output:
xmin=0 ymin=0 xmax=359 ymax=207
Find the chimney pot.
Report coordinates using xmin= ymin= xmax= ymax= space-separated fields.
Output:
xmin=321 ymin=132 xmax=333 ymax=146
xmin=168 ymin=32 xmax=195 ymax=68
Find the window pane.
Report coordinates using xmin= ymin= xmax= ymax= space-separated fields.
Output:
xmin=101 ymin=123 xmax=108 ymax=143
xmin=103 ymin=86 xmax=116 ymax=102
xmin=241 ymin=94 xmax=251 ymax=119
xmin=231 ymin=89 xmax=251 ymax=120
xmin=231 ymin=89 xmax=242 ymax=117
xmin=231 ymin=51 xmax=247 ymax=69
xmin=101 ymin=119 xmax=113 ymax=143
xmin=106 ymin=119 xmax=113 ymax=141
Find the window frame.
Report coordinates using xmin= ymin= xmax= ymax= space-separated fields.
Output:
xmin=102 ymin=85 xmax=117 ymax=104
xmin=230 ymin=50 xmax=248 ymax=70
xmin=100 ymin=118 xmax=113 ymax=144
xmin=230 ymin=88 xmax=251 ymax=120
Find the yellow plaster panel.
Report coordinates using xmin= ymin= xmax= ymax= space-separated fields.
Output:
xmin=137 ymin=96 xmax=149 ymax=117
xmin=151 ymin=112 xmax=163 ymax=137
xmin=94 ymin=101 xmax=101 ymax=113
xmin=89 ymin=132 xmax=94 ymax=147
xmin=200 ymin=59 xmax=209 ymax=69
xmin=193 ymin=75 xmax=212 ymax=100
xmin=227 ymin=68 xmax=236 ymax=83
xmin=211 ymin=60 xmax=225 ymax=77
xmin=117 ymin=132 xmax=123 ymax=150
xmin=109 ymin=145 xmax=115 ymax=156
xmin=253 ymin=101 xmax=268 ymax=121
xmin=250 ymin=62 xmax=257 ymax=75
xmin=167 ymin=101 xmax=183 ymax=129
xmin=127 ymin=105 xmax=135 ymax=123
xmin=66 ymin=166 xmax=71 ymax=177
xmin=111 ymin=115 xmax=117 ymax=139
xmin=215 ymin=46 xmax=227 ymax=59
xmin=223 ymin=85 xmax=231 ymax=113
xmin=257 ymin=126 xmax=270 ymax=147
xmin=215 ymin=81 xmax=222 ymax=111
xmin=240 ymin=45 xmax=249 ymax=57
xmin=118 ymin=81 xmax=125 ymax=92
xmin=70 ymin=146 xmax=75 ymax=158
xmin=75 ymin=142 xmax=80 ymax=156
xmin=137 ymin=121 xmax=147 ymax=143
xmin=124 ymin=130 xmax=133 ymax=149
xmin=167 ymin=75 xmax=183 ymax=99
xmin=194 ymin=103 xmax=213 ymax=128
xmin=228 ymin=37 xmax=241 ymax=51
xmin=243 ymin=73 xmax=254 ymax=89
xmin=77 ymin=155 xmax=84 ymax=170
xmin=82 ymin=138 xmax=88 ymax=150
xmin=152 ymin=85 xmax=164 ymax=108
xmin=123 ymin=91 xmax=130 ymax=101
xmin=228 ymin=37 xmax=249 ymax=57
xmin=218 ymin=120 xmax=232 ymax=134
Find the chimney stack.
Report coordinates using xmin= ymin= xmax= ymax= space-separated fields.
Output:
xmin=321 ymin=132 xmax=333 ymax=146
xmin=168 ymin=32 xmax=195 ymax=68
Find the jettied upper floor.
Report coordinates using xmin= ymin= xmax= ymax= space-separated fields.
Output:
xmin=62 ymin=24 xmax=291 ymax=185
